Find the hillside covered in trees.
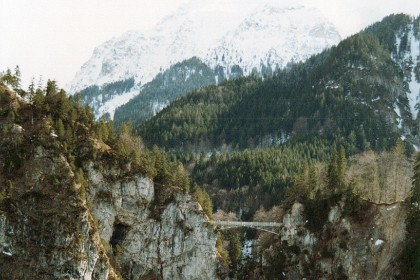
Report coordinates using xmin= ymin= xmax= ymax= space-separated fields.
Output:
xmin=134 ymin=14 xmax=420 ymax=220
xmin=133 ymin=16 xmax=420 ymax=278
xmin=114 ymin=57 xmax=224 ymax=127
xmin=139 ymin=14 xmax=419 ymax=153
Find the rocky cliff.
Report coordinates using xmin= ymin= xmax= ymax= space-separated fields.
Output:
xmin=0 ymin=85 xmax=218 ymax=279
xmin=0 ymin=146 xmax=217 ymax=280
xmin=86 ymin=162 xmax=218 ymax=279
xmin=251 ymin=199 xmax=407 ymax=280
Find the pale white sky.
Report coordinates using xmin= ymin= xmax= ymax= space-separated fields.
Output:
xmin=0 ymin=0 xmax=418 ymax=88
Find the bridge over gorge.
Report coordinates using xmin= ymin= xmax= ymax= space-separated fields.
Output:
xmin=210 ymin=220 xmax=282 ymax=236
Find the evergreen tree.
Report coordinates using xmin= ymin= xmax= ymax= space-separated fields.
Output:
xmin=413 ymin=152 xmax=420 ymax=204
xmin=32 ymin=88 xmax=45 ymax=117
xmin=192 ymin=183 xmax=213 ymax=219
xmin=228 ymin=232 xmax=242 ymax=271
xmin=46 ymin=79 xmax=58 ymax=96
xmin=399 ymin=151 xmax=420 ymax=278
xmin=56 ymin=118 xmax=65 ymax=140
xmin=0 ymin=67 xmax=20 ymax=89
xmin=337 ymin=145 xmax=347 ymax=190
xmin=14 ymin=65 xmax=21 ymax=88
xmin=28 ymin=78 xmax=36 ymax=104
xmin=327 ymin=146 xmax=347 ymax=193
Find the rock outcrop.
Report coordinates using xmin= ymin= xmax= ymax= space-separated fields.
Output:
xmin=0 ymin=145 xmax=116 ymax=279
xmin=86 ymin=162 xmax=218 ymax=279
xmin=0 ymin=147 xmax=218 ymax=279
xmin=260 ymin=201 xmax=406 ymax=279
xmin=0 ymin=84 xmax=218 ymax=280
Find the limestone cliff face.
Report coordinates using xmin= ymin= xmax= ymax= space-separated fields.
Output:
xmin=0 ymin=145 xmax=218 ymax=279
xmin=0 ymin=85 xmax=218 ymax=279
xmin=85 ymin=162 xmax=218 ymax=280
xmin=265 ymin=201 xmax=406 ymax=279
xmin=0 ymin=146 xmax=115 ymax=279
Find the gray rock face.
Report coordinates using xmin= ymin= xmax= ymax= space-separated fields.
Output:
xmin=0 ymin=146 xmax=115 ymax=280
xmin=276 ymin=202 xmax=406 ymax=280
xmin=85 ymin=162 xmax=218 ymax=280
xmin=0 ymin=146 xmax=218 ymax=280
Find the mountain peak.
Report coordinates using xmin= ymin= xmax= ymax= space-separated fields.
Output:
xmin=66 ymin=2 xmax=341 ymax=117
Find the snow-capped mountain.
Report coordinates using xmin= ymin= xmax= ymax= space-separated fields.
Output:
xmin=67 ymin=0 xmax=341 ymax=117
xmin=205 ymin=3 xmax=340 ymax=76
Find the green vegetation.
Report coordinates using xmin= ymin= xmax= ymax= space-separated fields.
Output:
xmin=399 ymin=152 xmax=420 ymax=279
xmin=191 ymin=183 xmax=213 ymax=219
xmin=138 ymin=76 xmax=260 ymax=150
xmin=227 ymin=232 xmax=242 ymax=271
xmin=247 ymin=142 xmax=412 ymax=278
xmin=0 ymin=66 xmax=21 ymax=90
xmin=0 ymin=70 xmax=202 ymax=209
xmin=363 ymin=14 xmax=415 ymax=55
xmin=114 ymin=57 xmax=219 ymax=127
xmin=139 ymin=32 xmax=411 ymax=152
xmin=1 ymin=13 xmax=419 ymax=279
xmin=182 ymin=138 xmax=332 ymax=215
xmin=135 ymin=14 xmax=419 ymax=223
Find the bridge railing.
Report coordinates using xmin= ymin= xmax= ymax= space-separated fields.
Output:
xmin=210 ymin=220 xmax=282 ymax=228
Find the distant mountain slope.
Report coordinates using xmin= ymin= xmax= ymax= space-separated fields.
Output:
xmin=138 ymin=14 xmax=419 ymax=152
xmin=78 ymin=77 xmax=136 ymax=118
xmin=113 ymin=57 xmax=221 ymax=127
xmin=363 ymin=14 xmax=420 ymax=118
xmin=204 ymin=3 xmax=339 ymax=75
xmin=66 ymin=0 xmax=340 ymax=118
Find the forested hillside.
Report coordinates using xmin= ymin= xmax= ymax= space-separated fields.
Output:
xmin=114 ymin=57 xmax=223 ymax=127
xmin=137 ymin=13 xmax=419 ymax=223
xmin=139 ymin=15 xmax=419 ymax=153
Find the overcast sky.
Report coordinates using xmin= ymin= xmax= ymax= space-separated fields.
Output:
xmin=0 ymin=0 xmax=418 ymax=88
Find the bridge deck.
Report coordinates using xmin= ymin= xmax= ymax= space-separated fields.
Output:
xmin=210 ymin=220 xmax=282 ymax=228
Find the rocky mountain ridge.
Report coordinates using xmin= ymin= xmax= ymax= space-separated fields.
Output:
xmin=67 ymin=1 xmax=340 ymax=118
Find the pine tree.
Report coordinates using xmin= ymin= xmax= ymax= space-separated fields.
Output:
xmin=28 ymin=78 xmax=36 ymax=112
xmin=327 ymin=146 xmax=347 ymax=193
xmin=0 ymin=67 xmax=20 ymax=88
xmin=14 ymin=65 xmax=21 ymax=88
xmin=413 ymin=152 xmax=420 ymax=205
xmin=192 ymin=183 xmax=213 ymax=219
xmin=56 ymin=118 xmax=65 ymax=140
xmin=327 ymin=149 xmax=339 ymax=193
xmin=46 ymin=79 xmax=57 ymax=96
xmin=228 ymin=232 xmax=242 ymax=271
xmin=337 ymin=145 xmax=347 ymax=190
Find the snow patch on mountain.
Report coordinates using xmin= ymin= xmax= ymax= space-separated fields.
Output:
xmin=204 ymin=3 xmax=340 ymax=76
xmin=407 ymin=28 xmax=420 ymax=117
xmin=97 ymin=86 xmax=140 ymax=118
xmin=393 ymin=24 xmax=420 ymax=119
xmin=66 ymin=1 xmax=247 ymax=93
xmin=66 ymin=0 xmax=341 ymax=117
